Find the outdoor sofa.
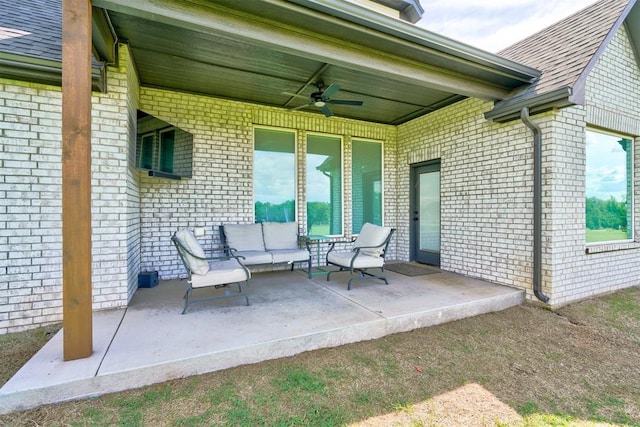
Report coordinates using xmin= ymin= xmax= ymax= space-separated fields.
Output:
xmin=220 ymin=222 xmax=312 ymax=278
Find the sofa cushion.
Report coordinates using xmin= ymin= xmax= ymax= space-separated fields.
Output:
xmin=270 ymin=249 xmax=310 ymax=264
xmin=262 ymin=222 xmax=299 ymax=250
xmin=232 ymin=251 xmax=273 ymax=265
xmin=327 ymin=250 xmax=385 ymax=269
xmin=174 ymin=230 xmax=210 ymax=275
xmin=223 ymin=223 xmax=265 ymax=252
xmin=190 ymin=259 xmax=250 ymax=288
xmin=352 ymin=223 xmax=392 ymax=257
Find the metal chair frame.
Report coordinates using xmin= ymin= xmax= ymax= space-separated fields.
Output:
xmin=326 ymin=228 xmax=395 ymax=290
xmin=171 ymin=233 xmax=250 ymax=314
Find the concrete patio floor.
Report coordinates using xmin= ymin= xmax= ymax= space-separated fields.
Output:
xmin=0 ymin=264 xmax=524 ymax=414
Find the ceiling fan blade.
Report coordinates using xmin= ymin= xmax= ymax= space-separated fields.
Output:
xmin=282 ymin=91 xmax=309 ymax=100
xmin=319 ymin=105 xmax=334 ymax=117
xmin=328 ymin=100 xmax=363 ymax=106
xmin=322 ymin=83 xmax=340 ymax=99
xmin=289 ymin=103 xmax=313 ymax=111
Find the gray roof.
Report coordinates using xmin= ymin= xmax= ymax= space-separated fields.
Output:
xmin=0 ymin=0 xmax=106 ymax=90
xmin=0 ymin=0 xmax=62 ymax=61
xmin=487 ymin=0 xmax=637 ymax=121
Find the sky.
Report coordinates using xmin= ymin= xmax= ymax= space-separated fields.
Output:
xmin=415 ymin=0 xmax=598 ymax=53
xmin=586 ymin=130 xmax=630 ymax=201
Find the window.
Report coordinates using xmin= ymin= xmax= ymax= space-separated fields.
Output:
xmin=135 ymin=111 xmax=194 ymax=178
xmin=307 ymin=134 xmax=342 ymax=235
xmin=254 ymin=128 xmax=296 ymax=223
xmin=159 ymin=129 xmax=175 ymax=173
xmin=139 ymin=133 xmax=154 ymax=169
xmin=352 ymin=139 xmax=383 ymax=233
xmin=585 ymin=129 xmax=633 ymax=243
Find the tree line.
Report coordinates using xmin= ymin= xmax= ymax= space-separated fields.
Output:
xmin=586 ymin=196 xmax=627 ymax=231
xmin=255 ymin=200 xmax=329 ymax=231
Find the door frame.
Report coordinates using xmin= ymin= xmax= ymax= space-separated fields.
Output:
xmin=410 ymin=160 xmax=441 ymax=265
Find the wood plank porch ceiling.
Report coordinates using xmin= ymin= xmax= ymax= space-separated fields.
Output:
xmin=93 ymin=0 xmax=540 ymax=125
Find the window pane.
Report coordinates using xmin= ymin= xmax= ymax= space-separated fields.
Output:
xmin=254 ymin=128 xmax=295 ymax=223
xmin=159 ymin=129 xmax=175 ymax=173
xmin=585 ymin=129 xmax=633 ymax=243
xmin=139 ymin=133 xmax=154 ymax=169
xmin=352 ymin=140 xmax=382 ymax=233
xmin=420 ymin=170 xmax=440 ymax=251
xmin=307 ymin=135 xmax=342 ymax=235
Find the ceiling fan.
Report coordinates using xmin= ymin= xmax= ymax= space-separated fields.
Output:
xmin=284 ymin=81 xmax=364 ymax=117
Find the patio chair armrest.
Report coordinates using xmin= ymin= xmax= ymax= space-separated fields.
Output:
xmin=220 ymin=246 xmax=248 ymax=262
xmin=326 ymin=241 xmax=339 ymax=258
xmin=326 ymin=239 xmax=356 ymax=261
xmin=351 ymin=244 xmax=384 ymax=251
xmin=222 ymin=244 xmax=237 ymax=253
xmin=327 ymin=239 xmax=356 ymax=246
xmin=179 ymin=244 xmax=245 ymax=263
xmin=204 ymin=246 xmax=228 ymax=254
xmin=298 ymin=237 xmax=316 ymax=253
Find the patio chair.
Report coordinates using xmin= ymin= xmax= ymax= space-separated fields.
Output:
xmin=326 ymin=223 xmax=395 ymax=290
xmin=171 ymin=230 xmax=250 ymax=314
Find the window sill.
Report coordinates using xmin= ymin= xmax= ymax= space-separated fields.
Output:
xmin=585 ymin=241 xmax=640 ymax=254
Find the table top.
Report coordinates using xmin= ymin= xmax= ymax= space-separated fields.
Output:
xmin=305 ymin=234 xmax=329 ymax=242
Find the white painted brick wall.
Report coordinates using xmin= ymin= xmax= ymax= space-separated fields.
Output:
xmin=0 ymin=45 xmax=139 ymax=333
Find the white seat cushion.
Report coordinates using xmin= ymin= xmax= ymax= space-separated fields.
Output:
xmin=232 ymin=250 xmax=273 ymax=265
xmin=174 ymin=230 xmax=210 ymax=275
xmin=352 ymin=223 xmax=392 ymax=257
xmin=270 ymin=249 xmax=310 ymax=264
xmin=262 ymin=222 xmax=299 ymax=250
xmin=223 ymin=224 xmax=265 ymax=251
xmin=327 ymin=251 xmax=385 ymax=269
xmin=190 ymin=259 xmax=250 ymax=288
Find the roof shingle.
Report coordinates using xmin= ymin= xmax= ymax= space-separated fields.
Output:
xmin=497 ymin=0 xmax=631 ymax=103
xmin=0 ymin=0 xmax=62 ymax=61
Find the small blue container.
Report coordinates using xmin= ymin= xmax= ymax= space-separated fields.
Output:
xmin=138 ymin=271 xmax=158 ymax=288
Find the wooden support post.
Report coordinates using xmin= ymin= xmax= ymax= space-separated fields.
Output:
xmin=62 ymin=0 xmax=93 ymax=360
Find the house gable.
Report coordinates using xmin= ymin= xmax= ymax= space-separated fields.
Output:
xmin=585 ymin=24 xmax=640 ymax=136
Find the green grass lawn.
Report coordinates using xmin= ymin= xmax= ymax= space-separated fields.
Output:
xmin=586 ymin=229 xmax=629 ymax=243
xmin=308 ymin=223 xmax=330 ymax=236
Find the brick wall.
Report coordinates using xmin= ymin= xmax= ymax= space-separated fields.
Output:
xmin=545 ymin=25 xmax=640 ymax=305
xmin=136 ymin=88 xmax=397 ymax=278
xmin=0 ymin=45 xmax=138 ymax=333
xmin=397 ymin=24 xmax=640 ymax=305
xmin=397 ymin=98 xmax=549 ymax=299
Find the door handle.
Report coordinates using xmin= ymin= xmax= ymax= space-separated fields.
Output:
xmin=413 ymin=217 xmax=419 ymax=221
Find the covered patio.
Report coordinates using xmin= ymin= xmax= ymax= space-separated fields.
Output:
xmin=45 ymin=0 xmax=542 ymax=362
xmin=0 ymin=266 xmax=523 ymax=413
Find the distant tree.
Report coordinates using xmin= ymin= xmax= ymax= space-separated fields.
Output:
xmin=307 ymin=202 xmax=330 ymax=232
xmin=255 ymin=200 xmax=295 ymax=223
xmin=586 ymin=196 xmax=627 ymax=231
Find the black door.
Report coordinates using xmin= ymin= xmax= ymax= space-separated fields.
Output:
xmin=411 ymin=162 xmax=441 ymax=265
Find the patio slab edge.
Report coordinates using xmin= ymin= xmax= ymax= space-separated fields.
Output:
xmin=0 ymin=287 xmax=524 ymax=414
